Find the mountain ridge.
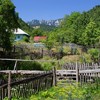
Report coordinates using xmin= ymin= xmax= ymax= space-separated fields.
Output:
xmin=27 ymin=19 xmax=62 ymax=27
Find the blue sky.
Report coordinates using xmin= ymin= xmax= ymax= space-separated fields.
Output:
xmin=11 ymin=0 xmax=100 ymax=22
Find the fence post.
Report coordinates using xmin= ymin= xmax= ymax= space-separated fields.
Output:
xmin=76 ymin=62 xmax=79 ymax=83
xmin=14 ymin=60 xmax=17 ymax=70
xmin=8 ymin=71 xmax=11 ymax=100
xmin=1 ymin=88 xmax=4 ymax=100
xmin=53 ymin=67 xmax=57 ymax=86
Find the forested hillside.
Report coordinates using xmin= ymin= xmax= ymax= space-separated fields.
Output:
xmin=27 ymin=19 xmax=62 ymax=35
xmin=18 ymin=18 xmax=33 ymax=35
xmin=18 ymin=19 xmax=57 ymax=36
xmin=17 ymin=5 xmax=100 ymax=47
xmin=46 ymin=5 xmax=100 ymax=48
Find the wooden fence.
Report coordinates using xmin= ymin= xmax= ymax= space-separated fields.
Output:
xmin=62 ymin=62 xmax=100 ymax=84
xmin=0 ymin=69 xmax=56 ymax=100
xmin=0 ymin=58 xmax=100 ymax=99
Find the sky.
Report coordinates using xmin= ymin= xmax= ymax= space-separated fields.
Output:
xmin=11 ymin=0 xmax=100 ymax=22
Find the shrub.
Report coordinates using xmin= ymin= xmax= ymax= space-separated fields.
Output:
xmin=16 ymin=61 xmax=56 ymax=71
xmin=79 ymin=53 xmax=92 ymax=63
xmin=22 ymin=36 xmax=29 ymax=42
xmin=88 ymin=48 xmax=100 ymax=62
xmin=30 ymin=81 xmax=100 ymax=100
xmin=17 ymin=61 xmax=43 ymax=70
xmin=41 ymin=62 xmax=56 ymax=71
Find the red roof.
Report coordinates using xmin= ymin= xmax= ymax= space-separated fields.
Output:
xmin=34 ymin=36 xmax=46 ymax=42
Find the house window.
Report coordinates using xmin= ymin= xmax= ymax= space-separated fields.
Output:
xmin=17 ymin=36 xmax=20 ymax=39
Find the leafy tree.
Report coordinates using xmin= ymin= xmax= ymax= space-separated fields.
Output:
xmin=81 ymin=20 xmax=99 ymax=47
xmin=43 ymin=36 xmax=54 ymax=50
xmin=88 ymin=48 xmax=100 ymax=62
xmin=32 ymin=28 xmax=43 ymax=36
xmin=96 ymin=35 xmax=100 ymax=47
xmin=0 ymin=0 xmax=19 ymax=53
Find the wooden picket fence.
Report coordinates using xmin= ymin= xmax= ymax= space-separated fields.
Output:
xmin=0 ymin=58 xmax=100 ymax=99
xmin=62 ymin=62 xmax=100 ymax=84
xmin=0 ymin=68 xmax=56 ymax=100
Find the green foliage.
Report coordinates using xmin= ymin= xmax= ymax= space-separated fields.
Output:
xmin=41 ymin=62 xmax=56 ymax=71
xmin=30 ymin=81 xmax=100 ymax=100
xmin=81 ymin=20 xmax=100 ymax=47
xmin=88 ymin=48 xmax=100 ymax=62
xmin=38 ymin=24 xmax=56 ymax=32
xmin=18 ymin=18 xmax=33 ymax=35
xmin=43 ymin=37 xmax=54 ymax=50
xmin=45 ymin=5 xmax=100 ymax=48
xmin=4 ymin=97 xmax=25 ymax=100
xmin=17 ymin=61 xmax=43 ymax=70
xmin=4 ymin=80 xmax=100 ymax=100
xmin=16 ymin=61 xmax=54 ymax=71
xmin=0 ymin=0 xmax=19 ymax=52
xmin=79 ymin=53 xmax=92 ymax=63
xmin=22 ymin=36 xmax=29 ymax=42
xmin=81 ymin=82 xmax=100 ymax=100
xmin=31 ymin=28 xmax=43 ymax=36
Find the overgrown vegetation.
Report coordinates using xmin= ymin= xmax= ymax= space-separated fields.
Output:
xmin=30 ymin=80 xmax=100 ymax=100
xmin=4 ymin=80 xmax=100 ymax=100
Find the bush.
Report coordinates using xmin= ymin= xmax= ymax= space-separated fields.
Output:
xmin=30 ymin=81 xmax=100 ymax=100
xmin=79 ymin=53 xmax=92 ymax=63
xmin=88 ymin=48 xmax=100 ymax=62
xmin=41 ymin=62 xmax=56 ymax=71
xmin=22 ymin=36 xmax=29 ymax=42
xmin=16 ymin=61 xmax=56 ymax=71
xmin=17 ymin=61 xmax=43 ymax=70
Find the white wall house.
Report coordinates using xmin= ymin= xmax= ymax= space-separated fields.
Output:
xmin=14 ymin=28 xmax=30 ymax=41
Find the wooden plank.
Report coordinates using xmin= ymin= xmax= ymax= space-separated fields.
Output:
xmin=8 ymin=71 xmax=11 ymax=100
xmin=0 ymin=70 xmax=46 ymax=74
xmin=76 ymin=62 xmax=79 ymax=83
xmin=79 ymin=69 xmax=100 ymax=73
xmin=53 ymin=67 xmax=57 ymax=86
xmin=0 ymin=58 xmax=59 ymax=62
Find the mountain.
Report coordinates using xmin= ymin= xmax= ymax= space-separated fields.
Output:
xmin=27 ymin=19 xmax=62 ymax=27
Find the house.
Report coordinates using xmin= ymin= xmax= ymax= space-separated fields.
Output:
xmin=14 ymin=28 xmax=30 ymax=41
xmin=33 ymin=36 xmax=46 ymax=42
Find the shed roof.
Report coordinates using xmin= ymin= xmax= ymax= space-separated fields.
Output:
xmin=14 ymin=28 xmax=29 ymax=36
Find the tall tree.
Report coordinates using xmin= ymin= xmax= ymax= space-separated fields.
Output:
xmin=0 ymin=0 xmax=19 ymax=52
xmin=81 ymin=20 xmax=100 ymax=47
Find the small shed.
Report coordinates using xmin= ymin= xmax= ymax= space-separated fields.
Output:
xmin=14 ymin=28 xmax=30 ymax=41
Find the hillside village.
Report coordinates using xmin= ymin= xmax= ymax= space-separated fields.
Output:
xmin=0 ymin=0 xmax=100 ymax=100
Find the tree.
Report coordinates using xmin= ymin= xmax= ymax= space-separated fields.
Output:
xmin=88 ymin=48 xmax=100 ymax=63
xmin=81 ymin=20 xmax=99 ymax=47
xmin=32 ymin=28 xmax=43 ymax=36
xmin=0 ymin=0 xmax=19 ymax=53
xmin=59 ymin=12 xmax=81 ymax=44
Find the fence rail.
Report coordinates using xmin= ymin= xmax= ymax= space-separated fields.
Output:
xmin=0 ymin=58 xmax=59 ymax=70
xmin=61 ymin=62 xmax=100 ymax=84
